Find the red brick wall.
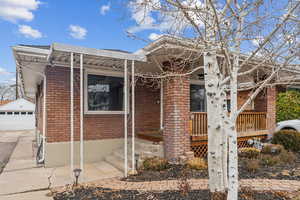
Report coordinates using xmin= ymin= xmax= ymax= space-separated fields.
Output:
xmin=163 ymin=76 xmax=191 ymax=162
xmin=44 ymin=66 xmax=160 ymax=143
xmin=135 ymin=83 xmax=160 ymax=132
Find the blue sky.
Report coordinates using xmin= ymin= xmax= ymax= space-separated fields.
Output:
xmin=0 ymin=0 xmax=159 ymax=84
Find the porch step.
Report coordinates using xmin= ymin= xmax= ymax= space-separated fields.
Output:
xmin=105 ymin=154 xmax=132 ymax=172
xmin=104 ymin=139 xmax=164 ymax=172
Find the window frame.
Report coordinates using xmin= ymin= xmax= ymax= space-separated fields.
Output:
xmin=190 ymin=80 xmax=206 ymax=112
xmin=84 ymin=69 xmax=128 ymax=115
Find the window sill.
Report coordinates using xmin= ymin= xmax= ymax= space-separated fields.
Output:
xmin=84 ymin=111 xmax=126 ymax=115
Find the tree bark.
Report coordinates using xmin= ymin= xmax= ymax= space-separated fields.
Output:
xmin=227 ymin=59 xmax=239 ymax=200
xmin=204 ymin=51 xmax=227 ymax=196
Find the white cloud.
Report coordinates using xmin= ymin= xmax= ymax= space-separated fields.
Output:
xmin=0 ymin=0 xmax=40 ymax=22
xmin=148 ymin=33 xmax=162 ymax=41
xmin=18 ymin=25 xmax=42 ymax=39
xmin=0 ymin=67 xmax=11 ymax=75
xmin=69 ymin=25 xmax=87 ymax=39
xmin=100 ymin=4 xmax=110 ymax=15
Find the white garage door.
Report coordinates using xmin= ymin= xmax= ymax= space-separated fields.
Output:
xmin=0 ymin=111 xmax=35 ymax=131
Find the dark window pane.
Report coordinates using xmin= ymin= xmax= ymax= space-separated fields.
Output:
xmin=21 ymin=112 xmax=26 ymax=115
xmin=27 ymin=112 xmax=33 ymax=115
xmin=190 ymin=84 xmax=207 ymax=112
xmin=7 ymin=112 xmax=12 ymax=115
xmin=87 ymin=74 xmax=124 ymax=111
xmin=0 ymin=112 xmax=5 ymax=115
xmin=14 ymin=112 xmax=20 ymax=115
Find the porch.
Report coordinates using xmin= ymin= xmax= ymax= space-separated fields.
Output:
xmin=137 ymin=111 xmax=269 ymax=157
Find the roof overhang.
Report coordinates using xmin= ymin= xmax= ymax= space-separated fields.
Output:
xmin=12 ymin=43 xmax=149 ymax=100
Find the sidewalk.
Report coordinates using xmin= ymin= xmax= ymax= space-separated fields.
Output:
xmin=0 ymin=130 xmax=122 ymax=200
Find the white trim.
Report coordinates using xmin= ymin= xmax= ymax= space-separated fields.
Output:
xmin=12 ymin=45 xmax=50 ymax=55
xmin=51 ymin=43 xmax=146 ymax=62
xmin=84 ymin=69 xmax=129 ymax=115
xmin=70 ymin=52 xmax=74 ymax=177
xmin=42 ymin=75 xmax=46 ymax=163
xmin=190 ymin=79 xmax=205 ymax=85
xmin=131 ymin=61 xmax=135 ymax=172
xmin=124 ymin=59 xmax=128 ymax=177
xmin=160 ymin=81 xmax=163 ymax=130
xmin=80 ymin=54 xmax=84 ymax=175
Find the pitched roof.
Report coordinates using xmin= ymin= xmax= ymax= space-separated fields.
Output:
xmin=0 ymin=98 xmax=34 ymax=111
xmin=0 ymin=100 xmax=13 ymax=106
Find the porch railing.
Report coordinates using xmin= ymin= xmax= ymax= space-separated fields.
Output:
xmin=190 ymin=112 xmax=267 ymax=137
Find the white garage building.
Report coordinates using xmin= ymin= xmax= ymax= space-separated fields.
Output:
xmin=0 ymin=98 xmax=35 ymax=131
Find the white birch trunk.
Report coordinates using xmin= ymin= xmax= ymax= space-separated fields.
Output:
xmin=227 ymin=58 xmax=239 ymax=200
xmin=204 ymin=51 xmax=226 ymax=193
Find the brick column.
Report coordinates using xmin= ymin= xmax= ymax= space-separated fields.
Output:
xmin=267 ymin=87 xmax=277 ymax=136
xmin=163 ymin=76 xmax=192 ymax=163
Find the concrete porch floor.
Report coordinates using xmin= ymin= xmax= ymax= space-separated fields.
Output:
xmin=0 ymin=130 xmax=122 ymax=199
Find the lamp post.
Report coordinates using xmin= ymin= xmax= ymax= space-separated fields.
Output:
xmin=73 ymin=168 xmax=82 ymax=186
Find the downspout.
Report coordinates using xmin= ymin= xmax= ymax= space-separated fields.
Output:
xmin=41 ymin=74 xmax=46 ymax=163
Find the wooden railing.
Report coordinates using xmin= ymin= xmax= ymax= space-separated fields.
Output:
xmin=190 ymin=112 xmax=267 ymax=137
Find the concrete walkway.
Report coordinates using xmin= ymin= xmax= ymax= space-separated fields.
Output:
xmin=0 ymin=130 xmax=122 ymax=199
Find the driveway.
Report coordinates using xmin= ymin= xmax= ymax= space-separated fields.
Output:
xmin=0 ymin=136 xmax=18 ymax=174
xmin=0 ymin=130 xmax=122 ymax=200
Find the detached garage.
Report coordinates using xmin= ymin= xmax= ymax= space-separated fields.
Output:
xmin=0 ymin=98 xmax=35 ymax=131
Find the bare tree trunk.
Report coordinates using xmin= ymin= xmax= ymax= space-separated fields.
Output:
xmin=204 ymin=51 xmax=227 ymax=199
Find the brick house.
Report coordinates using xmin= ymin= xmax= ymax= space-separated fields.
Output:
xmin=12 ymin=36 xmax=294 ymax=174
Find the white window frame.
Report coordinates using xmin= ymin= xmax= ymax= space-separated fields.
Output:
xmin=84 ymin=69 xmax=128 ymax=114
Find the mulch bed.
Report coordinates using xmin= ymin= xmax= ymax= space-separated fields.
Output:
xmin=239 ymin=154 xmax=300 ymax=180
xmin=124 ymin=153 xmax=300 ymax=182
xmin=52 ymin=186 xmax=294 ymax=200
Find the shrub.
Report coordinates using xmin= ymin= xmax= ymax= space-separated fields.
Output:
xmin=142 ymin=157 xmax=169 ymax=171
xmin=276 ymin=90 xmax=300 ymax=122
xmin=239 ymin=147 xmax=261 ymax=159
xmin=186 ymin=158 xmax=207 ymax=170
xmin=261 ymin=144 xmax=284 ymax=155
xmin=260 ymin=154 xmax=280 ymax=166
xmin=279 ymin=149 xmax=297 ymax=164
xmin=272 ymin=130 xmax=300 ymax=152
xmin=245 ymin=159 xmax=260 ymax=173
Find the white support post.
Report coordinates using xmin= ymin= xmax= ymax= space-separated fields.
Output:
xmin=42 ymin=75 xmax=46 ymax=161
xmin=131 ymin=60 xmax=135 ymax=172
xmin=70 ymin=52 xmax=74 ymax=177
xmin=124 ymin=59 xmax=128 ymax=177
xmin=80 ymin=54 xmax=84 ymax=175
xmin=160 ymin=80 xmax=163 ymax=130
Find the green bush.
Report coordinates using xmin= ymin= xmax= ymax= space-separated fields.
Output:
xmin=142 ymin=157 xmax=169 ymax=171
xmin=272 ymin=130 xmax=300 ymax=152
xmin=276 ymin=90 xmax=300 ymax=122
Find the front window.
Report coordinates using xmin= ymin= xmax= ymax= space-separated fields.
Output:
xmin=190 ymin=84 xmax=207 ymax=112
xmin=87 ymin=74 xmax=124 ymax=112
